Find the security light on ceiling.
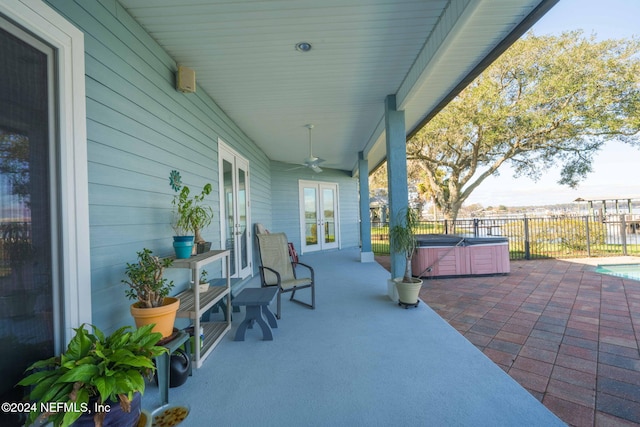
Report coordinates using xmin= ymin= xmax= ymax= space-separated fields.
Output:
xmin=295 ymin=42 xmax=312 ymax=52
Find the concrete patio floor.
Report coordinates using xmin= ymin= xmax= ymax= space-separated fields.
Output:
xmin=401 ymin=256 xmax=640 ymax=427
xmin=142 ymin=249 xmax=563 ymax=426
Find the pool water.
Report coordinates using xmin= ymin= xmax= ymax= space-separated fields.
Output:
xmin=595 ymin=264 xmax=640 ymax=281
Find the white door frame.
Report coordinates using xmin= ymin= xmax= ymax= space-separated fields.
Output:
xmin=1 ymin=1 xmax=91 ymax=347
xmin=218 ymin=140 xmax=252 ymax=278
xmin=298 ymin=180 xmax=340 ymax=253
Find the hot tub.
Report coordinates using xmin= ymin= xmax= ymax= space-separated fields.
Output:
xmin=412 ymin=234 xmax=510 ymax=278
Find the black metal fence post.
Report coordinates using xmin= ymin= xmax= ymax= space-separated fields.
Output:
xmin=585 ymin=215 xmax=591 ymax=257
xmin=523 ymin=215 xmax=530 ymax=260
xmin=621 ymin=214 xmax=628 ymax=256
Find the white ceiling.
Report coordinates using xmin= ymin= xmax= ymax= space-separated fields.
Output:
xmin=118 ymin=0 xmax=555 ymax=174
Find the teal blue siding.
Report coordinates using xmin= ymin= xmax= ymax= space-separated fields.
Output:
xmin=270 ymin=162 xmax=360 ymax=252
xmin=47 ymin=0 xmax=271 ymax=333
xmin=44 ymin=0 xmax=358 ymax=333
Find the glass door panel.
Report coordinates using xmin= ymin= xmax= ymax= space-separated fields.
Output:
xmin=0 ymin=23 xmax=57 ymax=409
xmin=222 ymin=158 xmax=236 ymax=276
xmin=323 ymin=188 xmax=336 ymax=244
xmin=304 ymin=187 xmax=318 ymax=247
xmin=236 ymin=159 xmax=250 ymax=276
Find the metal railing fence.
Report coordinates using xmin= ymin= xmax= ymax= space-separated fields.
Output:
xmin=371 ymin=214 xmax=640 ymax=259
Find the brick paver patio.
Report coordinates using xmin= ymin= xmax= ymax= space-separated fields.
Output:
xmin=378 ymin=256 xmax=640 ymax=426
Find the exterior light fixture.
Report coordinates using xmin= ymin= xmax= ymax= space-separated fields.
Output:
xmin=295 ymin=42 xmax=312 ymax=52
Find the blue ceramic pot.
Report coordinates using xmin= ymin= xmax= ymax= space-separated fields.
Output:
xmin=173 ymin=235 xmax=194 ymax=242
xmin=72 ymin=392 xmax=141 ymax=427
xmin=173 ymin=236 xmax=194 ymax=259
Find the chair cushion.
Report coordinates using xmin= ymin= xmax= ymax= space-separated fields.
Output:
xmin=258 ymin=232 xmax=295 ymax=285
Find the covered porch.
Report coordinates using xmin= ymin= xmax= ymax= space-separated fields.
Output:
xmin=0 ymin=0 xmax=560 ymax=333
xmin=142 ymin=249 xmax=563 ymax=426
xmin=0 ymin=1 xmax=568 ymax=424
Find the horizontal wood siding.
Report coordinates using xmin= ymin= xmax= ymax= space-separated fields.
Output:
xmin=270 ymin=161 xmax=360 ymax=252
xmin=46 ymin=0 xmax=271 ymax=333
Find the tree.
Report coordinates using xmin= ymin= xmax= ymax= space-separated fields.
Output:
xmin=0 ymin=131 xmax=30 ymax=205
xmin=368 ymin=162 xmax=389 ymax=198
xmin=406 ymin=31 xmax=640 ymax=227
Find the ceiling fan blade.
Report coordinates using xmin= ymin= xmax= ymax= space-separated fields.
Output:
xmin=310 ymin=164 xmax=323 ymax=173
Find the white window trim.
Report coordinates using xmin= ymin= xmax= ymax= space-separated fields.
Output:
xmin=1 ymin=0 xmax=91 ymax=343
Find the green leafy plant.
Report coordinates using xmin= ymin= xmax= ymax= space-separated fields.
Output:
xmin=18 ymin=323 xmax=166 ymax=427
xmin=389 ymin=207 xmax=420 ymax=283
xmin=171 ymin=183 xmax=214 ymax=243
xmin=199 ymin=269 xmax=209 ymax=284
xmin=122 ymin=248 xmax=174 ymax=308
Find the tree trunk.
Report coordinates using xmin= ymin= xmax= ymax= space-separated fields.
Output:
xmin=442 ymin=204 xmax=461 ymax=234
xmin=403 ymin=255 xmax=413 ymax=282
xmin=194 ymin=228 xmax=205 ymax=244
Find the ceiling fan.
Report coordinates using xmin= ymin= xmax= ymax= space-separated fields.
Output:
xmin=294 ymin=124 xmax=325 ymax=173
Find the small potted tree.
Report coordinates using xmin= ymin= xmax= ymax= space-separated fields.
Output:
xmin=389 ymin=207 xmax=423 ymax=307
xmin=122 ymin=248 xmax=179 ymax=337
xmin=171 ymin=184 xmax=195 ymax=259
xmin=18 ymin=323 xmax=166 ymax=427
xmin=185 ymin=183 xmax=214 ymax=254
xmin=198 ymin=269 xmax=210 ymax=292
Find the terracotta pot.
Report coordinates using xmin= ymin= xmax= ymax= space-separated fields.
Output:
xmin=130 ymin=297 xmax=180 ymax=338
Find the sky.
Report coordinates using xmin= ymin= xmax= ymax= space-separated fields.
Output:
xmin=463 ymin=0 xmax=640 ymax=208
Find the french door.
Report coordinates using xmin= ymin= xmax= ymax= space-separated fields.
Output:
xmin=219 ymin=142 xmax=251 ymax=278
xmin=299 ymin=180 xmax=339 ymax=253
xmin=0 ymin=17 xmax=59 ymax=409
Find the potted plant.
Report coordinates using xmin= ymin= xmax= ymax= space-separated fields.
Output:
xmin=198 ymin=269 xmax=209 ymax=292
xmin=18 ymin=323 xmax=166 ymax=427
xmin=186 ymin=183 xmax=214 ymax=253
xmin=171 ymin=184 xmax=195 ymax=259
xmin=122 ymin=248 xmax=179 ymax=338
xmin=389 ymin=207 xmax=423 ymax=306
xmin=171 ymin=180 xmax=214 ymax=256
